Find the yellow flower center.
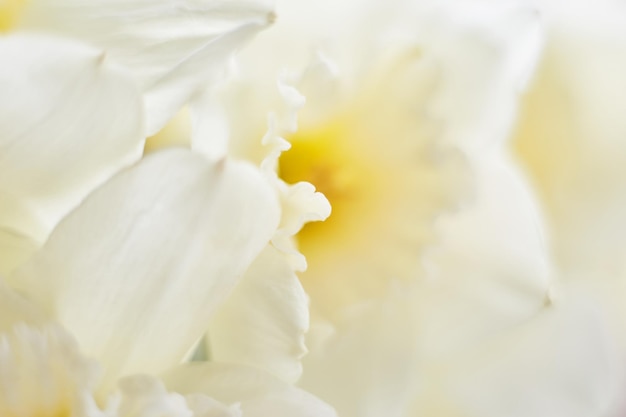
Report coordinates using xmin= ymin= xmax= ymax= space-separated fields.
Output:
xmin=0 ymin=0 xmax=26 ymax=32
xmin=279 ymin=113 xmax=385 ymax=258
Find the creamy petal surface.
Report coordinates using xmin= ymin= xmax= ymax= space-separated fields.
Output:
xmin=0 ymin=34 xmax=144 ymax=256
xmin=17 ymin=0 xmax=275 ymax=135
xmin=207 ymin=245 xmax=309 ymax=384
xmin=164 ymin=362 xmax=338 ymax=417
xmin=12 ymin=150 xmax=280 ymax=386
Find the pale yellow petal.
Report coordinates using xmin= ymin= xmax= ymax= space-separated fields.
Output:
xmin=0 ymin=323 xmax=102 ymax=417
xmin=208 ymin=245 xmax=309 ymax=383
xmin=12 ymin=150 xmax=280 ymax=387
xmin=418 ymin=151 xmax=553 ymax=359
xmin=446 ymin=298 xmax=617 ymax=417
xmin=164 ymin=362 xmax=338 ymax=417
xmin=299 ymin=287 xmax=421 ymax=417
xmin=0 ymin=227 xmax=38 ymax=276
xmin=513 ymin=3 xmax=626 ymax=278
xmin=117 ymin=375 xmax=240 ymax=417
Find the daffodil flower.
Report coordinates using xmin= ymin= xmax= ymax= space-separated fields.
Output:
xmin=185 ymin=0 xmax=620 ymax=416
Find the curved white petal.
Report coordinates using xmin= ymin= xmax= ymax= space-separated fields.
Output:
xmin=0 ymin=227 xmax=38 ymax=276
xmin=12 ymin=149 xmax=280 ymax=387
xmin=163 ymin=362 xmax=338 ymax=417
xmin=0 ymin=323 xmax=102 ymax=417
xmin=0 ymin=285 xmax=91 ymax=415
xmin=513 ymin=3 xmax=626 ymax=278
xmin=0 ymin=34 xmax=144 ymax=245
xmin=272 ymin=181 xmax=331 ymax=272
xmin=0 ymin=281 xmax=45 ymax=331
xmin=19 ymin=0 xmax=275 ymax=135
xmin=419 ymin=0 xmax=543 ymax=150
xmin=419 ymin=150 xmax=552 ymax=359
xmin=117 ymin=375 xmax=241 ymax=417
xmin=446 ymin=297 xmax=617 ymax=417
xmin=207 ymin=244 xmax=309 ymax=383
xmin=299 ymin=286 xmax=421 ymax=417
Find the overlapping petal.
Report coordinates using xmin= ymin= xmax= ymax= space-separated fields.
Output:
xmin=17 ymin=0 xmax=275 ymax=135
xmin=418 ymin=150 xmax=553 ymax=358
xmin=513 ymin=0 xmax=626 ymax=278
xmin=207 ymin=245 xmax=309 ymax=384
xmin=12 ymin=150 xmax=280 ymax=387
xmin=0 ymin=284 xmax=102 ymax=416
xmin=418 ymin=0 xmax=543 ymax=150
xmin=164 ymin=362 xmax=338 ymax=417
xmin=0 ymin=34 xmax=144 ymax=262
xmin=117 ymin=375 xmax=241 ymax=417
xmin=0 ymin=227 xmax=38 ymax=277
xmin=445 ymin=298 xmax=617 ymax=417
xmin=299 ymin=288 xmax=420 ymax=417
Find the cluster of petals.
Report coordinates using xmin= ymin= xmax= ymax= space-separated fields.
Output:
xmin=3 ymin=0 xmax=626 ymax=416
xmin=0 ymin=0 xmax=335 ymax=416
xmin=179 ymin=0 xmax=626 ymax=416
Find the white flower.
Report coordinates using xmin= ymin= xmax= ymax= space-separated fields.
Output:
xmin=186 ymin=0 xmax=619 ymax=416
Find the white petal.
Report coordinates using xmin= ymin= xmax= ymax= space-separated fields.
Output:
xmin=448 ymin=297 xmax=617 ymax=417
xmin=117 ymin=375 xmax=242 ymax=417
xmin=190 ymin=87 xmax=231 ymax=162
xmin=0 ymin=227 xmax=38 ymax=276
xmin=272 ymin=181 xmax=331 ymax=272
xmin=513 ymin=4 xmax=626 ymax=278
xmin=419 ymin=150 xmax=553 ymax=359
xmin=421 ymin=0 xmax=543 ymax=150
xmin=299 ymin=286 xmax=421 ymax=417
xmin=12 ymin=149 xmax=280 ymax=387
xmin=144 ymin=107 xmax=193 ymax=154
xmin=163 ymin=362 xmax=338 ymax=417
xmin=0 ymin=323 xmax=102 ymax=417
xmin=0 ymin=281 xmax=45 ymax=331
xmin=207 ymin=245 xmax=309 ymax=383
xmin=19 ymin=0 xmax=275 ymax=135
xmin=0 ymin=34 xmax=144 ymax=244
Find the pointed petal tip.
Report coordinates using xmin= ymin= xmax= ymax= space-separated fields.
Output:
xmin=267 ymin=11 xmax=277 ymax=25
xmin=215 ymin=157 xmax=227 ymax=173
xmin=96 ymin=51 xmax=107 ymax=66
